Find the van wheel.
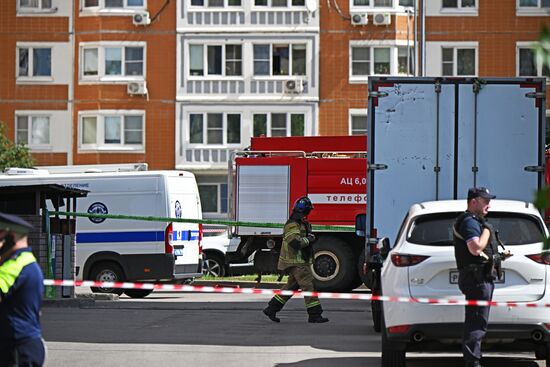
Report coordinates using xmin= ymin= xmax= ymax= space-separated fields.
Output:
xmin=312 ymin=236 xmax=355 ymax=292
xmin=89 ymin=262 xmax=125 ymax=295
xmin=203 ymin=252 xmax=226 ymax=277
xmin=124 ymin=289 xmax=153 ymax=298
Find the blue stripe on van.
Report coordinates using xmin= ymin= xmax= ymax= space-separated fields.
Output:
xmin=77 ymin=231 xmax=165 ymax=243
xmin=76 ymin=230 xmax=200 ymax=243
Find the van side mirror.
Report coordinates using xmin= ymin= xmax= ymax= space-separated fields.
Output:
xmin=355 ymin=214 xmax=366 ymax=237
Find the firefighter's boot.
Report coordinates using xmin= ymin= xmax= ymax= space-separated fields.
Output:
xmin=307 ymin=304 xmax=329 ymax=323
xmin=263 ymin=297 xmax=284 ymax=323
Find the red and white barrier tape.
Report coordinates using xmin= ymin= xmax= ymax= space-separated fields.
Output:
xmin=43 ymin=279 xmax=550 ymax=308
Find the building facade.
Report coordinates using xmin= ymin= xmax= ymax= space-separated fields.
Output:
xmin=1 ymin=0 xmax=549 ymax=218
xmin=320 ymin=0 xmax=550 ymax=138
xmin=175 ymin=0 xmax=320 ymax=218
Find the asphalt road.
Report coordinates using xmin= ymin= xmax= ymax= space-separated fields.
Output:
xmin=41 ymin=289 xmax=545 ymax=367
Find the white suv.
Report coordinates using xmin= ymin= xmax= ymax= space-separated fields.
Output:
xmin=379 ymin=200 xmax=550 ymax=367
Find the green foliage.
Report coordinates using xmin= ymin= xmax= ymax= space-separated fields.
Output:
xmin=0 ymin=121 xmax=34 ymax=171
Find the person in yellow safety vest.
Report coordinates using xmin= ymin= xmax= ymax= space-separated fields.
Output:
xmin=263 ymin=196 xmax=329 ymax=323
xmin=0 ymin=212 xmax=45 ymax=367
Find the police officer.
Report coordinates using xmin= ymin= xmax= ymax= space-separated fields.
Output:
xmin=263 ymin=196 xmax=328 ymax=323
xmin=453 ymin=187 xmax=498 ymax=367
xmin=0 ymin=212 xmax=45 ymax=367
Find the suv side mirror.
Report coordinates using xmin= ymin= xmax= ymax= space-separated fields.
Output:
xmin=378 ymin=237 xmax=391 ymax=258
xmin=355 ymin=214 xmax=366 ymax=237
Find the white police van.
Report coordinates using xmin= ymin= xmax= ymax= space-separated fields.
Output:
xmin=0 ymin=169 xmax=203 ymax=298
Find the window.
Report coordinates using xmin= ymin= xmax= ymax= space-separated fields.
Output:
xmin=350 ymin=115 xmax=367 ymax=135
xmin=253 ymin=44 xmax=307 ymax=76
xmin=519 ymin=0 xmax=550 ymax=7
xmin=188 ymin=113 xmax=241 ymax=145
xmin=252 ymin=113 xmax=304 ymax=137
xmin=442 ymin=0 xmax=475 ymax=8
xmin=351 ymin=46 xmax=390 ymax=76
xmin=190 ymin=0 xmax=242 ymax=6
xmin=18 ymin=0 xmax=52 ymax=9
xmin=81 ymin=44 xmax=145 ymax=80
xmin=518 ymin=47 xmax=549 ymax=77
xmin=80 ymin=112 xmax=144 ymax=150
xmin=16 ymin=115 xmax=50 ymax=147
xmin=352 ymin=0 xmax=412 ymax=7
xmin=17 ymin=46 xmax=51 ymax=78
xmin=83 ymin=0 xmax=144 ymax=8
xmin=441 ymin=47 xmax=476 ymax=76
xmin=198 ymin=183 xmax=228 ymax=214
xmin=189 ymin=44 xmax=242 ymax=77
xmin=398 ymin=46 xmax=414 ymax=75
xmin=254 ymin=0 xmax=305 ymax=6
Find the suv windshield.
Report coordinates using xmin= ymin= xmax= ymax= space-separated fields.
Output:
xmin=407 ymin=212 xmax=544 ymax=246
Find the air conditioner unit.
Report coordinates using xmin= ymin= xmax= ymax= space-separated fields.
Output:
xmin=372 ymin=12 xmax=391 ymax=26
xmin=284 ymin=79 xmax=304 ymax=94
xmin=127 ymin=81 xmax=148 ymax=95
xmin=132 ymin=11 xmax=151 ymax=26
xmin=350 ymin=13 xmax=368 ymax=26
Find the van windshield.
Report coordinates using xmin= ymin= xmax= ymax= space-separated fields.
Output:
xmin=407 ymin=212 xmax=545 ymax=246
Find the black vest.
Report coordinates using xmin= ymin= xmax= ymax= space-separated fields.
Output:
xmin=453 ymin=211 xmax=494 ymax=270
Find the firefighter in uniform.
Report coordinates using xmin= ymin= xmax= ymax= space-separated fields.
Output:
xmin=0 ymin=212 xmax=45 ymax=367
xmin=263 ymin=196 xmax=329 ymax=323
xmin=453 ymin=187 xmax=509 ymax=367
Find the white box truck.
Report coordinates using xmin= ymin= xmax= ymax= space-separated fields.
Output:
xmin=0 ymin=170 xmax=204 ymax=298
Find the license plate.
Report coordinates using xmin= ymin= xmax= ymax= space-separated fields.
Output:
xmin=449 ymin=270 xmax=505 ymax=284
xmin=174 ymin=249 xmax=184 ymax=256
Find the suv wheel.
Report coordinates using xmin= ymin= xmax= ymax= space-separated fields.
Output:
xmin=381 ymin=315 xmax=406 ymax=367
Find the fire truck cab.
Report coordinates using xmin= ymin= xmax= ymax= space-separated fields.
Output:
xmin=227 ymin=135 xmax=367 ymax=291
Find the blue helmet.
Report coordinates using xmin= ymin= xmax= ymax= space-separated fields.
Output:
xmin=293 ymin=196 xmax=313 ymax=215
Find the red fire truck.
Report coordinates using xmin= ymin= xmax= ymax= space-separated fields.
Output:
xmin=226 ymin=135 xmax=368 ymax=291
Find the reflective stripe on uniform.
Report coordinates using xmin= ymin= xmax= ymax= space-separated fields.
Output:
xmin=0 ymin=251 xmax=37 ymax=295
xmin=306 ymin=300 xmax=321 ymax=308
xmin=274 ymin=294 xmax=287 ymax=305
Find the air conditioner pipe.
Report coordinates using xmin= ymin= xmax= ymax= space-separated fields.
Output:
xmin=532 ymin=330 xmax=544 ymax=342
xmin=412 ymin=331 xmax=424 ymax=343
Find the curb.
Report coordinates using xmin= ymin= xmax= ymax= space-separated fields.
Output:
xmin=190 ymin=280 xmax=286 ymax=290
xmin=42 ymin=298 xmax=96 ymax=308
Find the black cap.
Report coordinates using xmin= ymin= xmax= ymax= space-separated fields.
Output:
xmin=467 ymin=187 xmax=496 ymax=200
xmin=0 ymin=212 xmax=33 ymax=235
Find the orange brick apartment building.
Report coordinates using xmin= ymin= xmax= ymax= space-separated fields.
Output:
xmin=1 ymin=0 xmax=550 ymax=216
xmin=319 ymin=0 xmax=550 ymax=136
xmin=0 ymin=0 xmax=176 ymax=169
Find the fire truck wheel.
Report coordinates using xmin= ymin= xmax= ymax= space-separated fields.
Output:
xmin=311 ymin=237 xmax=355 ymax=292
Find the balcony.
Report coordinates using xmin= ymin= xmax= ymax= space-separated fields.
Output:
xmin=182 ymin=78 xmax=312 ymax=99
xmin=181 ymin=146 xmax=240 ymax=170
xmin=179 ymin=6 xmax=319 ymax=30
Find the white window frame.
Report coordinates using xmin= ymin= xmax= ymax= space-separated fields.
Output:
xmin=348 ymin=109 xmax=368 ymax=136
xmin=349 ymin=40 xmax=413 ymax=83
xmin=198 ymin=183 xmax=228 ymax=214
xmin=252 ymin=0 xmax=308 ymax=8
xmin=349 ymin=0 xmax=415 ymax=11
xmin=78 ymin=110 xmax=145 ymax=152
xmin=252 ymin=43 xmax=308 ymax=78
xmin=81 ymin=0 xmax=146 ymax=14
xmin=189 ymin=0 xmax=243 ymax=8
xmin=440 ymin=45 xmax=478 ymax=77
xmin=187 ymin=112 xmax=242 ymax=146
xmin=17 ymin=0 xmax=56 ymax=13
xmin=187 ymin=43 xmax=243 ymax=79
xmin=14 ymin=113 xmax=52 ymax=150
xmin=516 ymin=42 xmax=549 ymax=79
xmin=79 ymin=42 xmax=146 ymax=83
xmin=251 ymin=112 xmax=306 ymax=137
xmin=440 ymin=0 xmax=477 ymax=14
xmin=517 ymin=0 xmax=550 ymax=15
xmin=16 ymin=44 xmax=53 ymax=82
